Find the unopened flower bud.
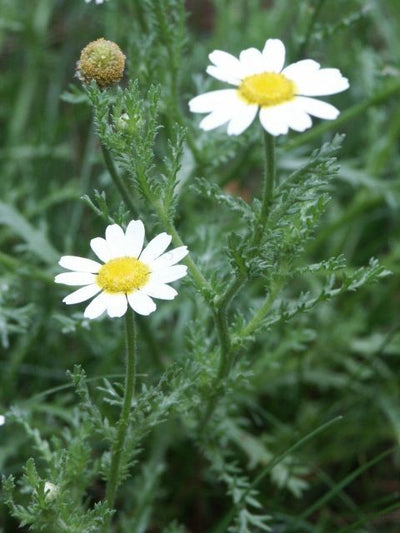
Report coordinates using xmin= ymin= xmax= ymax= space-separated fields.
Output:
xmin=117 ymin=113 xmax=130 ymax=130
xmin=44 ymin=481 xmax=59 ymax=501
xmin=115 ymin=112 xmax=144 ymax=134
xmin=77 ymin=38 xmax=126 ymax=88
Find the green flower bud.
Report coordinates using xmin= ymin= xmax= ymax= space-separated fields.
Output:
xmin=44 ymin=481 xmax=59 ymax=502
xmin=116 ymin=112 xmax=130 ymax=131
xmin=77 ymin=38 xmax=126 ymax=88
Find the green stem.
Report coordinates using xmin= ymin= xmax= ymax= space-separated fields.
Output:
xmin=101 ymin=145 xmax=139 ymax=218
xmin=154 ymin=204 xmax=212 ymax=298
xmin=297 ymin=0 xmax=327 ymax=59
xmin=214 ymin=308 xmax=231 ymax=378
xmin=105 ymin=310 xmax=137 ymax=513
xmin=253 ymin=130 xmax=276 ymax=244
xmin=215 ymin=130 xmax=276 ymax=311
xmin=201 ymin=130 xmax=277 ymax=425
xmin=238 ymin=281 xmax=284 ymax=341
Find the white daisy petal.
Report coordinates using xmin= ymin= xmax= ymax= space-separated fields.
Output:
xmin=296 ymin=96 xmax=340 ymax=120
xmin=124 ymin=220 xmax=145 ymax=257
xmin=63 ymin=284 xmax=102 ymax=305
xmin=105 ymin=224 xmax=126 ymax=258
xmin=141 ymin=282 xmax=178 ymax=300
xmin=139 ymin=232 xmax=172 ymax=264
xmin=206 ymin=65 xmax=241 ymax=85
xmin=84 ymin=292 xmax=109 ymax=319
xmin=262 ymin=39 xmax=286 ymax=72
xmin=282 ymin=59 xmax=320 ymax=80
xmin=106 ymin=294 xmax=128 ymax=318
xmin=227 ymin=102 xmax=258 ymax=135
xmin=259 ymin=106 xmax=289 ymax=136
xmin=199 ymin=108 xmax=234 ymax=131
xmin=282 ymin=101 xmax=313 ymax=132
xmin=239 ymin=47 xmax=265 ymax=76
xmin=209 ymin=50 xmax=242 ymax=79
xmin=127 ymin=291 xmax=156 ymax=316
xmin=189 ymin=89 xmax=238 ymax=113
xmin=152 ymin=265 xmax=188 ymax=284
xmin=151 ymin=246 xmax=189 ymax=270
xmin=59 ymin=256 xmax=101 ymax=273
xmin=198 ymin=93 xmax=246 ymax=131
xmin=294 ymin=68 xmax=349 ymax=96
xmin=209 ymin=50 xmax=240 ymax=70
xmin=55 ymin=272 xmax=97 ymax=286
xmin=90 ymin=237 xmax=111 ymax=263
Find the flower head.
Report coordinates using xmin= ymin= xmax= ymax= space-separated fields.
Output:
xmin=55 ymin=221 xmax=188 ymax=319
xmin=189 ymin=38 xmax=349 ymax=136
xmin=85 ymin=0 xmax=106 ymax=4
xmin=77 ymin=38 xmax=125 ymax=88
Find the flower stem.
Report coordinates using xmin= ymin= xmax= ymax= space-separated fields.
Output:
xmin=253 ymin=130 xmax=276 ymax=244
xmin=237 ymin=281 xmax=284 ymax=341
xmin=101 ymin=145 xmax=139 ymax=218
xmin=154 ymin=203 xmax=212 ymax=298
xmin=215 ymin=130 xmax=276 ymax=313
xmin=105 ymin=309 xmax=137 ymax=514
xmin=201 ymin=130 xmax=277 ymax=426
xmin=297 ymin=0 xmax=327 ymax=58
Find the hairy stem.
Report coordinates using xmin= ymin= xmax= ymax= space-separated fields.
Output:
xmin=237 ymin=281 xmax=284 ymax=341
xmin=101 ymin=145 xmax=138 ymax=218
xmin=202 ymin=130 xmax=277 ymax=425
xmin=154 ymin=202 xmax=212 ymax=298
xmin=215 ymin=130 xmax=276 ymax=316
xmin=253 ymin=130 xmax=276 ymax=244
xmin=105 ymin=310 xmax=137 ymax=515
xmin=297 ymin=0 xmax=327 ymax=59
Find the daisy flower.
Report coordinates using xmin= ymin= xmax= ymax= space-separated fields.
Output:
xmin=189 ymin=38 xmax=349 ymax=136
xmin=55 ymin=221 xmax=188 ymax=319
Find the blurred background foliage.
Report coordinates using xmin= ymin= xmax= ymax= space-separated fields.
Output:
xmin=0 ymin=0 xmax=400 ymax=531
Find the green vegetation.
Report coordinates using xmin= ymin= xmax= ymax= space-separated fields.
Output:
xmin=1 ymin=0 xmax=400 ymax=531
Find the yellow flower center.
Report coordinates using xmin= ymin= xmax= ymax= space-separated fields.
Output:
xmin=96 ymin=257 xmax=150 ymax=294
xmin=238 ymin=72 xmax=296 ymax=107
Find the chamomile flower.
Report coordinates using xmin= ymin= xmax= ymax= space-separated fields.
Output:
xmin=189 ymin=38 xmax=349 ymax=136
xmin=55 ymin=221 xmax=188 ymax=319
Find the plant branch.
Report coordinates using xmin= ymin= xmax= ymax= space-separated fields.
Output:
xmin=101 ymin=145 xmax=139 ymax=218
xmin=105 ymin=309 xmax=137 ymax=516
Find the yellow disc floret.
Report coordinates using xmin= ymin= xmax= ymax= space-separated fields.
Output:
xmin=77 ymin=38 xmax=126 ymax=88
xmin=238 ymin=72 xmax=296 ymax=107
xmin=96 ymin=257 xmax=150 ymax=294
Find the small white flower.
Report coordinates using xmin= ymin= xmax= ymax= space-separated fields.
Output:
xmin=55 ymin=221 xmax=188 ymax=319
xmin=85 ymin=0 xmax=106 ymax=4
xmin=0 ymin=415 xmax=5 ymax=426
xmin=189 ymin=38 xmax=349 ymax=136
